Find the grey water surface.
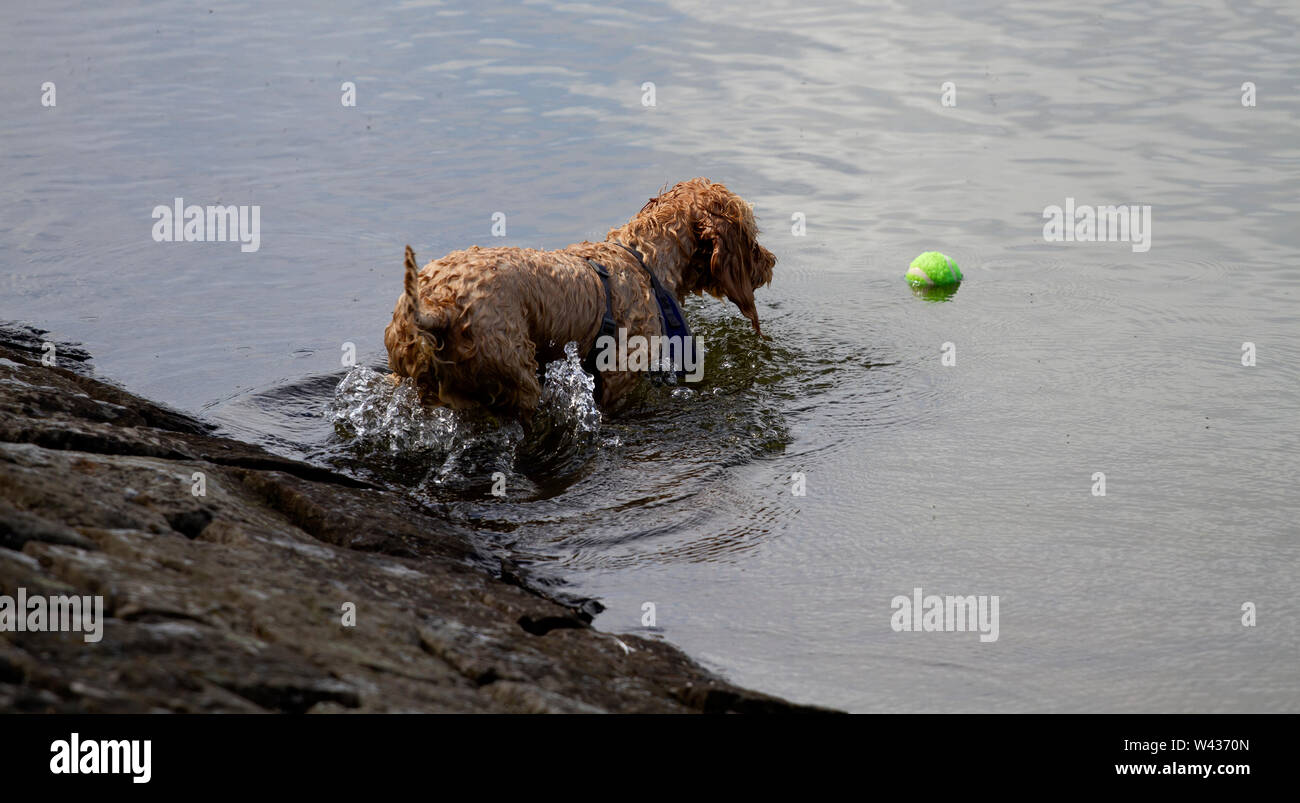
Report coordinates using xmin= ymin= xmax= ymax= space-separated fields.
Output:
xmin=2 ymin=0 xmax=1297 ymax=712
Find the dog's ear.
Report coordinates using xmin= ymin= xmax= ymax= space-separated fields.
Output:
xmin=697 ymin=189 xmax=776 ymax=336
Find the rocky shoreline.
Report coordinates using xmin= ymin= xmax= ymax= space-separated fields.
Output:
xmin=0 ymin=324 xmax=830 ymax=713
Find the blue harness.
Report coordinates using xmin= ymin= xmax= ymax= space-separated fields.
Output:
xmin=582 ymin=243 xmax=693 ymax=388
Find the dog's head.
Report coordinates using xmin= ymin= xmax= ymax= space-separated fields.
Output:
xmin=632 ymin=178 xmax=776 ymax=336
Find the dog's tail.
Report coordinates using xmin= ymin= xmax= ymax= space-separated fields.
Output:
xmin=403 ymin=246 xmax=452 ymax=342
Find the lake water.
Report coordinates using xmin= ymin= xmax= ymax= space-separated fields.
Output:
xmin=2 ymin=0 xmax=1297 ymax=712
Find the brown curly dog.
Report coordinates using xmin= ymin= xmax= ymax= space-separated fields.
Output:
xmin=384 ymin=177 xmax=776 ymax=420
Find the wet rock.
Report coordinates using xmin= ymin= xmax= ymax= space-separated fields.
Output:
xmin=0 ymin=502 xmax=99 ymax=551
xmin=0 ymin=325 xmax=834 ymax=713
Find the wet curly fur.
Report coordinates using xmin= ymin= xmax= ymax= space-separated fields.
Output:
xmin=384 ymin=177 xmax=776 ymax=420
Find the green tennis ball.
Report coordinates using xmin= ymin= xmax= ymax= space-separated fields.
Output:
xmin=905 ymin=252 xmax=962 ymax=286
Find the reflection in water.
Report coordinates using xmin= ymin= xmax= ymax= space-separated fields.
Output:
xmin=909 ymin=283 xmax=961 ymax=303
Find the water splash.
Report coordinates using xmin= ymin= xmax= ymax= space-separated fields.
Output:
xmin=538 ymin=342 xmax=602 ymax=435
xmin=329 ymin=365 xmax=468 ymax=455
xmin=327 ymin=342 xmax=603 ymax=493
